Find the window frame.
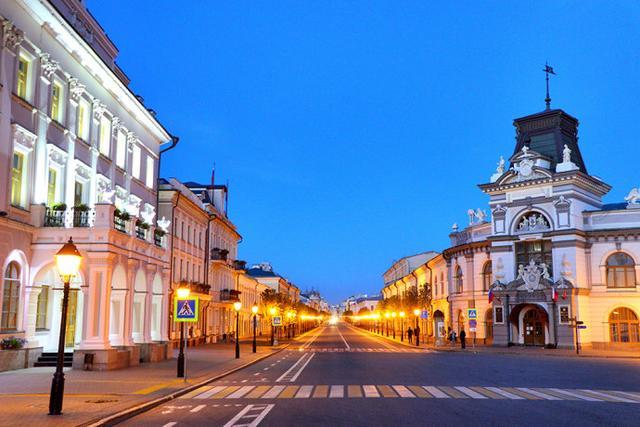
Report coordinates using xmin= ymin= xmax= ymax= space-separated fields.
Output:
xmin=131 ymin=144 xmax=141 ymax=179
xmin=515 ymin=240 xmax=553 ymax=276
xmin=16 ymin=53 xmax=33 ymax=102
xmin=11 ymin=149 xmax=28 ymax=208
xmin=145 ymin=155 xmax=154 ymax=188
xmin=36 ymin=285 xmax=49 ymax=330
xmin=1 ymin=262 xmax=22 ymax=332
xmin=50 ymin=79 xmax=65 ymax=124
xmin=454 ymin=265 xmax=463 ymax=293
xmin=606 ymin=252 xmax=637 ymax=289
xmin=99 ymin=114 xmax=112 ymax=157
xmin=76 ymin=98 xmax=91 ymax=142
xmin=482 ymin=261 xmax=492 ymax=291
xmin=609 ymin=307 xmax=639 ymax=343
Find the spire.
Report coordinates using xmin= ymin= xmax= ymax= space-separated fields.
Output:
xmin=543 ymin=62 xmax=556 ymax=110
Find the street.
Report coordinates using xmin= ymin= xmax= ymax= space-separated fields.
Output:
xmin=120 ymin=322 xmax=640 ymax=427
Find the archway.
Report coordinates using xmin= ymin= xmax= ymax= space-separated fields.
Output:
xmin=151 ymin=273 xmax=163 ymax=341
xmin=484 ymin=309 xmax=493 ymax=344
xmin=132 ymin=269 xmax=147 ymax=343
xmin=433 ymin=310 xmax=445 ymax=339
xmin=109 ymin=265 xmax=127 ymax=346
xmin=510 ymin=304 xmax=548 ymax=346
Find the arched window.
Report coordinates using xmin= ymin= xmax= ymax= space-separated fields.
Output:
xmin=482 ymin=261 xmax=493 ymax=291
xmin=454 ymin=266 xmax=463 ymax=293
xmin=609 ymin=308 xmax=639 ymax=343
xmin=440 ymin=272 xmax=445 ymax=295
xmin=1 ymin=262 xmax=21 ymax=331
xmin=433 ymin=275 xmax=438 ymax=297
xmin=606 ymin=253 xmax=636 ymax=288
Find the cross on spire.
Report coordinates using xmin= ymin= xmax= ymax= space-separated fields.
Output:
xmin=543 ymin=62 xmax=556 ymax=110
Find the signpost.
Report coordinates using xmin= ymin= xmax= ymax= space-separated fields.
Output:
xmin=420 ymin=310 xmax=429 ymax=319
xmin=574 ymin=319 xmax=585 ymax=355
xmin=467 ymin=309 xmax=477 ymax=349
xmin=174 ymin=297 xmax=198 ymax=379
xmin=272 ymin=316 xmax=282 ymax=345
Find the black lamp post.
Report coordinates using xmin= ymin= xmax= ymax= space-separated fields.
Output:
xmin=392 ymin=312 xmax=397 ymax=339
xmin=176 ymin=286 xmax=190 ymax=378
xmin=252 ymin=304 xmax=258 ymax=353
xmin=269 ymin=307 xmax=277 ymax=346
xmin=234 ymin=301 xmax=241 ymax=358
xmin=400 ymin=312 xmax=405 ymax=342
xmin=413 ymin=309 xmax=421 ymax=346
xmin=49 ymin=238 xmax=82 ymax=416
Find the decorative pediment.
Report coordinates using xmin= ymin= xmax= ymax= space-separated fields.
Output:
xmin=12 ymin=124 xmax=36 ymax=152
xmin=515 ymin=211 xmax=551 ymax=234
xmin=2 ymin=20 xmax=24 ymax=50
xmin=74 ymin=160 xmax=91 ymax=180
xmin=69 ymin=78 xmax=86 ymax=102
xmin=92 ymin=99 xmax=107 ymax=121
xmin=47 ymin=144 xmax=68 ymax=167
xmin=40 ymin=53 xmax=59 ymax=80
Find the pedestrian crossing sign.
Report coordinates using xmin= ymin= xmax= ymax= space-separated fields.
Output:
xmin=174 ymin=297 xmax=199 ymax=322
xmin=467 ymin=308 xmax=477 ymax=320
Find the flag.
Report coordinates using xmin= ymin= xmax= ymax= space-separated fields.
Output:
xmin=488 ymin=288 xmax=494 ymax=303
xmin=552 ymin=287 xmax=558 ymax=302
xmin=562 ymin=289 xmax=567 ymax=300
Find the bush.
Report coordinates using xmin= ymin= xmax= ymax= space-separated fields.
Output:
xmin=74 ymin=203 xmax=90 ymax=212
xmin=114 ymin=209 xmax=131 ymax=221
xmin=52 ymin=203 xmax=67 ymax=211
xmin=0 ymin=337 xmax=27 ymax=350
xmin=136 ymin=220 xmax=150 ymax=230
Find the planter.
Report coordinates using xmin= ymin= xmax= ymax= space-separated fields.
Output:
xmin=0 ymin=347 xmax=43 ymax=372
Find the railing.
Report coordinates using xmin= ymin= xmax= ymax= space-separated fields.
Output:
xmin=44 ymin=209 xmax=65 ymax=227
xmin=211 ymin=248 xmax=229 ymax=261
xmin=220 ymin=289 xmax=241 ymax=301
xmin=72 ymin=209 xmax=92 ymax=227
xmin=154 ymin=233 xmax=163 ymax=247
xmin=135 ymin=226 xmax=147 ymax=240
xmin=114 ymin=215 xmax=127 ymax=233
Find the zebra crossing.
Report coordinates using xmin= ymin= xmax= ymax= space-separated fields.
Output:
xmin=289 ymin=347 xmax=430 ymax=353
xmin=180 ymin=384 xmax=640 ymax=402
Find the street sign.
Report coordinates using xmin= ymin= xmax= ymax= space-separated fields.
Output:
xmin=577 ymin=325 xmax=587 ymax=329
xmin=272 ymin=316 xmax=282 ymax=326
xmin=420 ymin=310 xmax=429 ymax=319
xmin=467 ymin=308 xmax=477 ymax=320
xmin=469 ymin=319 xmax=477 ymax=332
xmin=174 ymin=297 xmax=198 ymax=322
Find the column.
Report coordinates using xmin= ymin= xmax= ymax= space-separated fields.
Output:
xmin=79 ymin=254 xmax=115 ymax=350
xmin=23 ymin=285 xmax=42 ymax=347
xmin=143 ymin=265 xmax=155 ymax=343
xmin=160 ymin=267 xmax=171 ymax=342
xmin=122 ymin=259 xmax=136 ymax=346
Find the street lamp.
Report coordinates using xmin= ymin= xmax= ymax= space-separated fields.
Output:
xmin=176 ymin=285 xmax=190 ymax=378
xmin=269 ymin=307 xmax=277 ymax=345
xmin=233 ymin=301 xmax=242 ymax=358
xmin=399 ymin=311 xmax=406 ymax=342
xmin=384 ymin=312 xmax=390 ymax=336
xmin=413 ymin=309 xmax=421 ymax=346
xmin=252 ymin=304 xmax=259 ymax=353
xmin=391 ymin=312 xmax=397 ymax=339
xmin=49 ymin=238 xmax=82 ymax=416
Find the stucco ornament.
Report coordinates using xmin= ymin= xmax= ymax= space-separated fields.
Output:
xmin=517 ymin=212 xmax=550 ymax=232
xmin=69 ymin=78 xmax=86 ymax=102
xmin=490 ymin=156 xmax=506 ymax=182
xmin=624 ymin=187 xmax=640 ymax=205
xmin=140 ymin=204 xmax=156 ymax=224
xmin=40 ymin=53 xmax=60 ymax=80
xmin=100 ymin=187 xmax=115 ymax=203
xmin=157 ymin=216 xmax=171 ymax=233
xmin=3 ymin=20 xmax=24 ymax=49
xmin=517 ymin=260 xmax=550 ymax=292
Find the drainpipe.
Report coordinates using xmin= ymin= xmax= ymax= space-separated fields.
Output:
xmin=155 ymin=135 xmax=179 ymax=227
xmin=167 ymin=191 xmax=180 ymax=344
xmin=425 ymin=264 xmax=434 ymax=339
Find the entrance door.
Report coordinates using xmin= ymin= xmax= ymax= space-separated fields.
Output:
xmin=65 ymin=290 xmax=78 ymax=348
xmin=523 ymin=308 xmax=545 ymax=346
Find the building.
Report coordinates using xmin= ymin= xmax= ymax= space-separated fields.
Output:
xmin=246 ymin=262 xmax=300 ymax=304
xmin=0 ymin=0 xmax=175 ymax=370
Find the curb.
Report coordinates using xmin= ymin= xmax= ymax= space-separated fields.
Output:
xmin=82 ymin=345 xmax=290 ymax=427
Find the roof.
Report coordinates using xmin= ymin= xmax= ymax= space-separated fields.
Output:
xmin=246 ymin=268 xmax=280 ymax=278
xmin=589 ymin=202 xmax=627 ymax=212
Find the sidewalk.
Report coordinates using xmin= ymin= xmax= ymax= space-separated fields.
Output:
xmin=0 ymin=337 xmax=291 ymax=427
xmin=356 ymin=325 xmax=640 ymax=359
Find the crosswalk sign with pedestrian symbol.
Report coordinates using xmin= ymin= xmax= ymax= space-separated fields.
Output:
xmin=174 ymin=297 xmax=198 ymax=322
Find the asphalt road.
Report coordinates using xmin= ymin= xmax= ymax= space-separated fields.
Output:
xmin=119 ymin=322 xmax=640 ymax=427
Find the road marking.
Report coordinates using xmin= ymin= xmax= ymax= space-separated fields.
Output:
xmin=335 ymin=326 xmax=351 ymax=350
xmin=295 ymin=385 xmax=314 ymax=398
xmin=194 ymin=386 xmax=227 ymax=399
xmin=348 ymin=385 xmax=363 ymax=398
xmin=213 ymin=386 xmax=242 ymax=399
xmin=455 ymin=386 xmax=488 ymax=399
xmin=469 ymin=387 xmax=505 ymax=399
xmin=278 ymin=386 xmax=300 ymax=398
xmin=580 ymin=389 xmax=636 ymax=403
xmin=227 ymin=386 xmax=256 ymax=399
xmin=245 ymin=386 xmax=272 ymax=399
xmin=503 ymin=387 xmax=542 ymax=400
xmin=223 ymin=404 xmax=275 ymax=427
xmin=393 ymin=385 xmax=415 ymax=398
xmin=313 ymin=385 xmax=329 ymax=398
xmin=423 ymin=386 xmax=449 ymax=398
xmin=289 ymin=353 xmax=315 ymax=382
xmin=486 ymin=387 xmax=525 ymax=400
xmin=377 ymin=385 xmax=398 ymax=398
xmin=606 ymin=390 xmax=640 ymax=402
xmin=275 ymin=353 xmax=309 ymax=382
xmin=408 ymin=386 xmax=431 ymax=398
xmin=180 ymin=386 xmax=213 ymax=399
xmin=363 ymin=385 xmax=380 ymax=398
xmin=329 ymin=385 xmax=344 ymax=398
xmin=190 ymin=404 xmax=206 ymax=413
xmin=162 ymin=423 xmax=177 ymax=427
xmin=548 ymin=388 xmax=602 ymax=402
xmin=262 ymin=385 xmax=286 ymax=399
xmin=516 ymin=387 xmax=561 ymax=400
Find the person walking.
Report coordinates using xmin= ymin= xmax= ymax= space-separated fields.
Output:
xmin=460 ymin=328 xmax=466 ymax=349
xmin=407 ymin=327 xmax=413 ymax=344
xmin=414 ymin=325 xmax=420 ymax=345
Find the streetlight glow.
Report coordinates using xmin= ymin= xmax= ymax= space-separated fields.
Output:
xmin=233 ymin=301 xmax=242 ymax=311
xmin=252 ymin=304 xmax=259 ymax=314
xmin=55 ymin=238 xmax=82 ymax=280
xmin=413 ymin=309 xmax=421 ymax=316
xmin=177 ymin=286 xmax=190 ymax=299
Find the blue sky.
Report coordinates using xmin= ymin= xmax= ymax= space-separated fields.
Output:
xmin=90 ymin=1 xmax=640 ymax=303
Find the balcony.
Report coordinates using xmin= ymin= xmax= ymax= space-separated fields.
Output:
xmin=180 ymin=281 xmax=211 ymax=295
xmin=44 ymin=207 xmax=65 ymax=227
xmin=72 ymin=208 xmax=92 ymax=227
xmin=135 ymin=220 xmax=149 ymax=240
xmin=211 ymin=248 xmax=229 ymax=261
xmin=220 ymin=289 xmax=241 ymax=302
xmin=232 ymin=260 xmax=247 ymax=270
xmin=113 ymin=209 xmax=129 ymax=233
xmin=43 ymin=204 xmax=94 ymax=228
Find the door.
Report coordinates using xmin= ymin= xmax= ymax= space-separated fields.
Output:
xmin=523 ymin=308 xmax=545 ymax=346
xmin=65 ymin=290 xmax=78 ymax=348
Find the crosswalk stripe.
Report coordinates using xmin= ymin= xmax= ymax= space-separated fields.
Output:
xmin=393 ymin=385 xmax=415 ymax=398
xmin=516 ymin=387 xmax=561 ymax=400
xmin=348 ymin=385 xmax=363 ymax=398
xmin=439 ymin=386 xmax=468 ymax=399
xmin=226 ymin=386 xmax=255 ymax=399
xmin=313 ymin=385 xmax=329 ymax=398
xmin=469 ymin=387 xmax=505 ymax=399
xmin=363 ymin=385 xmax=380 ymax=398
xmin=181 ymin=386 xmax=213 ymax=399
xmin=579 ymin=389 xmax=636 ymax=403
xmin=261 ymin=385 xmax=286 ymax=399
xmin=485 ymin=387 xmax=525 ymax=400
xmin=330 ymin=385 xmax=344 ymax=398
xmin=423 ymin=386 xmax=449 ymax=398
xmin=377 ymin=385 xmax=398 ymax=398
xmin=548 ymin=388 xmax=602 ymax=402
xmin=455 ymin=386 xmax=488 ymax=399
xmin=194 ymin=386 xmax=227 ymax=400
xmin=605 ymin=390 xmax=640 ymax=402
xmin=503 ymin=387 xmax=542 ymax=400
xmin=245 ymin=386 xmax=271 ymax=399
xmin=278 ymin=386 xmax=300 ymax=398
xmin=213 ymin=386 xmax=241 ymax=399
xmin=295 ymin=385 xmax=314 ymax=398
xmin=408 ymin=386 xmax=432 ymax=398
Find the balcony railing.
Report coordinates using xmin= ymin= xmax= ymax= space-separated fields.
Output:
xmin=211 ymin=248 xmax=229 ymax=261
xmin=220 ymin=289 xmax=241 ymax=302
xmin=44 ymin=208 xmax=65 ymax=227
xmin=114 ymin=214 xmax=127 ymax=233
xmin=43 ymin=206 xmax=94 ymax=228
xmin=154 ymin=232 xmax=164 ymax=247
xmin=72 ymin=209 xmax=92 ymax=227
xmin=135 ymin=226 xmax=147 ymax=240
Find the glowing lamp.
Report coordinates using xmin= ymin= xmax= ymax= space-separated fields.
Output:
xmin=252 ymin=304 xmax=259 ymax=315
xmin=399 ymin=311 xmax=406 ymax=318
xmin=414 ymin=309 xmax=421 ymax=316
xmin=269 ymin=307 xmax=277 ymax=316
xmin=233 ymin=301 xmax=242 ymax=312
xmin=392 ymin=312 xmax=397 ymax=318
xmin=176 ymin=286 xmax=190 ymax=299
xmin=385 ymin=312 xmax=390 ymax=318
xmin=55 ymin=238 xmax=82 ymax=281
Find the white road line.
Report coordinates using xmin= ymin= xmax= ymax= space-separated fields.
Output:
xmin=609 ymin=390 xmax=640 ymax=401
xmin=162 ymin=423 xmax=177 ymax=427
xmin=336 ymin=326 xmax=351 ymax=350
xmin=423 ymin=386 xmax=450 ymax=398
xmin=301 ymin=327 xmax=325 ymax=349
xmin=329 ymin=385 xmax=344 ymax=398
xmin=275 ymin=353 xmax=309 ymax=382
xmin=194 ymin=386 xmax=227 ymax=399
xmin=363 ymin=385 xmax=380 ymax=397
xmin=295 ymin=385 xmax=314 ymax=398
xmin=485 ymin=387 xmax=525 ymax=400
xmin=516 ymin=387 xmax=561 ymax=400
xmin=393 ymin=385 xmax=415 ymax=398
xmin=262 ymin=385 xmax=286 ymax=399
xmin=227 ymin=386 xmax=256 ymax=399
xmin=289 ymin=353 xmax=315 ymax=382
xmin=549 ymin=388 xmax=602 ymax=402
xmin=190 ymin=404 xmax=206 ymax=413
xmin=581 ymin=390 xmax=637 ymax=403
xmin=223 ymin=404 xmax=275 ymax=427
xmin=455 ymin=386 xmax=488 ymax=399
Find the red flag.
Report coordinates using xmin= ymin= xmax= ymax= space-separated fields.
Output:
xmin=552 ymin=287 xmax=558 ymax=302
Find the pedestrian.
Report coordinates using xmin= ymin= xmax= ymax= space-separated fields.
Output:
xmin=414 ymin=325 xmax=420 ymax=344
xmin=460 ymin=328 xmax=466 ymax=349
xmin=452 ymin=330 xmax=457 ymax=344
xmin=407 ymin=327 xmax=413 ymax=344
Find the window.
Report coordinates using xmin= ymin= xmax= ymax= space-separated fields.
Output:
xmin=50 ymin=81 xmax=63 ymax=123
xmin=47 ymin=168 xmax=58 ymax=206
xmin=515 ymin=240 xmax=553 ymax=276
xmin=36 ymin=286 xmax=49 ymax=330
xmin=16 ymin=56 xmax=29 ymax=99
xmin=99 ymin=115 xmax=111 ymax=156
xmin=606 ymin=253 xmax=636 ymax=288
xmin=74 ymin=181 xmax=84 ymax=206
xmin=482 ymin=261 xmax=492 ymax=291
xmin=116 ymin=131 xmax=126 ymax=168
xmin=454 ymin=265 xmax=463 ymax=293
xmin=609 ymin=307 xmax=639 ymax=343
xmin=494 ymin=306 xmax=504 ymax=324
xmin=132 ymin=145 xmax=141 ymax=178
xmin=77 ymin=99 xmax=90 ymax=141
xmin=1 ymin=262 xmax=21 ymax=331
xmin=145 ymin=156 xmax=154 ymax=188
xmin=11 ymin=152 xmax=26 ymax=207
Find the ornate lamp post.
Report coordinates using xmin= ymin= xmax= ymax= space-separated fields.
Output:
xmin=399 ymin=311 xmax=406 ymax=341
xmin=176 ymin=286 xmax=190 ymax=378
xmin=269 ymin=307 xmax=277 ymax=345
xmin=384 ymin=312 xmax=390 ymax=336
xmin=413 ymin=309 xmax=421 ymax=346
xmin=391 ymin=312 xmax=397 ymax=339
xmin=252 ymin=304 xmax=259 ymax=353
xmin=49 ymin=238 xmax=82 ymax=415
xmin=233 ymin=301 xmax=242 ymax=358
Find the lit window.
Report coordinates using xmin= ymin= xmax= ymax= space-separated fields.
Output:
xmin=50 ymin=82 xmax=63 ymax=123
xmin=145 ymin=155 xmax=154 ymax=188
xmin=1 ymin=262 xmax=21 ymax=331
xmin=455 ymin=266 xmax=463 ymax=293
xmin=609 ymin=307 xmax=639 ymax=343
xmin=47 ymin=168 xmax=57 ymax=206
xmin=132 ymin=145 xmax=141 ymax=178
xmin=99 ymin=115 xmax=111 ymax=157
xmin=36 ymin=286 xmax=49 ymax=330
xmin=482 ymin=261 xmax=492 ymax=291
xmin=606 ymin=253 xmax=636 ymax=288
xmin=116 ymin=131 xmax=126 ymax=168
xmin=74 ymin=181 xmax=84 ymax=206
xmin=16 ymin=56 xmax=29 ymax=99
xmin=11 ymin=151 xmax=25 ymax=207
xmin=77 ymin=99 xmax=90 ymax=141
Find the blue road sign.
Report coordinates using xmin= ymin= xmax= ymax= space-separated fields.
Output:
xmin=467 ymin=308 xmax=477 ymax=320
xmin=420 ymin=310 xmax=429 ymax=319
xmin=272 ymin=316 xmax=282 ymax=326
xmin=174 ymin=297 xmax=198 ymax=322
xmin=577 ymin=325 xmax=587 ymax=329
